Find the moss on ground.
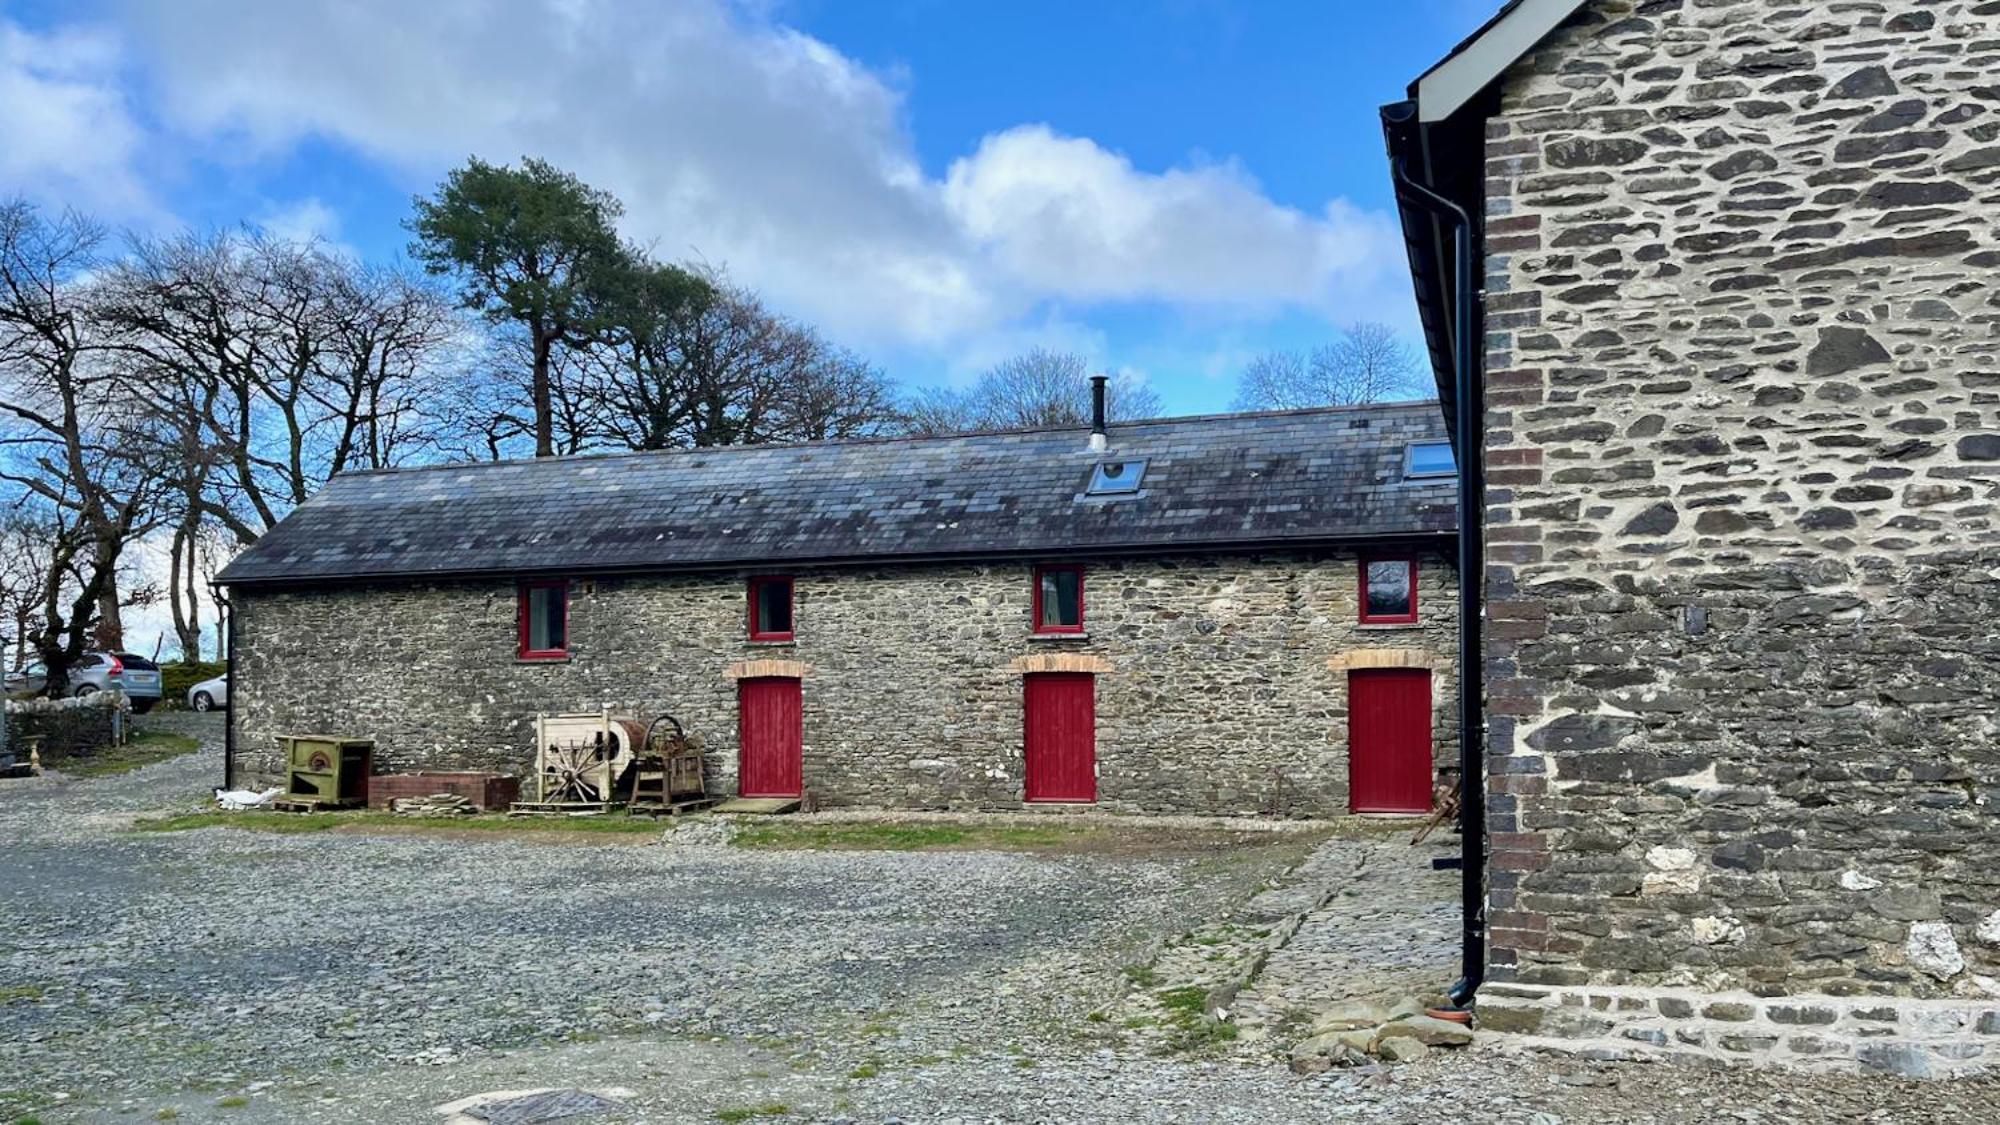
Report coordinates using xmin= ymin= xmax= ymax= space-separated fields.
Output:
xmin=714 ymin=1105 xmax=788 ymax=1121
xmin=58 ymin=731 xmax=200 ymax=778
xmin=732 ymin=820 xmax=1092 ymax=852
xmin=133 ymin=810 xmax=664 ymax=838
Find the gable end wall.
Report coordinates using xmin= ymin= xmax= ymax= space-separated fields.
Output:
xmin=1474 ymin=0 xmax=2000 ymax=1074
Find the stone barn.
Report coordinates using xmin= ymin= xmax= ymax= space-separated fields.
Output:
xmin=1386 ymin=0 xmax=2000 ymax=1073
xmin=216 ymin=399 xmax=1461 ymax=819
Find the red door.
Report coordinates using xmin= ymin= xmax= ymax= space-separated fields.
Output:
xmin=738 ymin=677 xmax=803 ymax=797
xmin=1025 ymin=673 xmax=1096 ymax=802
xmin=1348 ymin=669 xmax=1433 ymax=813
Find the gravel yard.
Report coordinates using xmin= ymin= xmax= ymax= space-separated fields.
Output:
xmin=2 ymin=715 xmax=1993 ymax=1124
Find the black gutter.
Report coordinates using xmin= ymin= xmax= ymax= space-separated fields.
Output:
xmin=1385 ymin=99 xmax=1486 ymax=1010
xmin=211 ymin=529 xmax=1459 ymax=594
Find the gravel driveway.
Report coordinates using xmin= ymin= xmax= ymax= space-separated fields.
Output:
xmin=3 ymin=716 xmax=1992 ymax=1124
xmin=0 ymin=716 xmax=1303 ymax=1121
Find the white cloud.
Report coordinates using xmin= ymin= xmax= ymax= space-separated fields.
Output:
xmin=253 ymin=197 xmax=341 ymax=245
xmin=0 ymin=19 xmax=155 ymax=218
xmin=100 ymin=0 xmax=1407 ymax=357
xmin=944 ymin=125 xmax=1404 ymax=313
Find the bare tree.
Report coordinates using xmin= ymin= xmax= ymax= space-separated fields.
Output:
xmin=582 ymin=271 xmax=899 ymax=452
xmin=1232 ymin=322 xmax=1428 ymax=410
xmin=93 ymin=230 xmax=460 ymax=654
xmin=902 ymin=348 xmax=1161 ymax=436
xmin=0 ymin=202 xmax=167 ymax=690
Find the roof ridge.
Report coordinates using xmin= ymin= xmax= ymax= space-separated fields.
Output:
xmin=333 ymin=398 xmax=1446 ymax=480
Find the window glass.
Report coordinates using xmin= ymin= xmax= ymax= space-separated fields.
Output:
xmin=1364 ymin=560 xmax=1414 ymax=621
xmin=1087 ymin=459 xmax=1147 ymax=495
xmin=1405 ymin=441 xmax=1456 ymax=478
xmin=527 ymin=585 xmax=566 ymax=652
xmin=1038 ymin=567 xmax=1082 ymax=630
xmin=754 ymin=579 xmax=794 ymax=637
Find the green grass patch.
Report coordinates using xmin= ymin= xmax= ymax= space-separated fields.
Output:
xmin=0 ymin=986 xmax=43 ymax=1005
xmin=714 ymin=1105 xmax=788 ymax=1122
xmin=1153 ymin=985 xmax=1239 ymax=1052
xmin=1155 ymin=987 xmax=1208 ymax=1019
xmin=847 ymin=1062 xmax=879 ymax=1080
xmin=1120 ymin=964 xmax=1160 ymax=988
xmin=216 ymin=1095 xmax=249 ymax=1109
xmin=133 ymin=810 xmax=664 ymax=838
xmin=731 ymin=820 xmax=1092 ymax=852
xmin=59 ymin=730 xmax=200 ymax=778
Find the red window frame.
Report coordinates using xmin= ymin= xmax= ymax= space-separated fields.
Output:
xmin=1358 ymin=556 xmax=1419 ymax=625
xmin=748 ymin=576 xmax=795 ymax=642
xmin=1032 ymin=564 xmax=1086 ymax=635
xmin=517 ymin=579 xmax=570 ymax=660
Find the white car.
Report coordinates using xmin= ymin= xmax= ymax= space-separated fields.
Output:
xmin=187 ymin=673 xmax=229 ymax=712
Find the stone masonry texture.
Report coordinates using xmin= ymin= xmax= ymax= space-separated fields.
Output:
xmin=231 ymin=550 xmax=1457 ymax=818
xmin=1477 ymin=0 xmax=2000 ymax=1052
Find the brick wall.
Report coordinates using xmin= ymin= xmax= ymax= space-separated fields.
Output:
xmin=1475 ymin=0 xmax=2000 ymax=1071
xmin=231 ymin=549 xmax=1458 ymax=817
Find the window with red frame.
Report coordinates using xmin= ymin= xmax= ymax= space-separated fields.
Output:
xmin=1359 ymin=557 xmax=1418 ymax=624
xmin=518 ymin=580 xmax=569 ymax=659
xmin=1033 ymin=564 xmax=1085 ymax=634
xmin=748 ymin=576 xmax=794 ymax=641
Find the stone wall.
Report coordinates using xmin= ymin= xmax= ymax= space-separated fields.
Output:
xmin=5 ymin=694 xmax=127 ymax=763
xmin=1476 ymin=0 xmax=2000 ymax=1068
xmin=231 ymin=549 xmax=1458 ymax=817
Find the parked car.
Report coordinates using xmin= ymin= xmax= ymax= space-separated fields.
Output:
xmin=187 ymin=673 xmax=228 ymax=712
xmin=2 ymin=652 xmax=163 ymax=713
xmin=3 ymin=662 xmax=45 ymax=698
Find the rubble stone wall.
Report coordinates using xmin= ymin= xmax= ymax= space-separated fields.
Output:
xmin=231 ymin=549 xmax=1458 ymax=817
xmin=1477 ymin=0 xmax=2000 ymax=1070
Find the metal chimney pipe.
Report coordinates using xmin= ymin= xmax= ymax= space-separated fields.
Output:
xmin=1088 ymin=375 xmax=1109 ymax=452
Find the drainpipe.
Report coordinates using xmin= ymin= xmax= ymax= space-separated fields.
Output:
xmin=1088 ymin=375 xmax=1109 ymax=452
xmin=1390 ymin=148 xmax=1487 ymax=1010
xmin=214 ymin=582 xmax=235 ymax=792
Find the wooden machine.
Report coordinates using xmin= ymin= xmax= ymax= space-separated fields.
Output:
xmin=513 ymin=709 xmax=708 ymax=815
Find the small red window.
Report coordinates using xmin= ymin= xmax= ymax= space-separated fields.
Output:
xmin=1359 ymin=557 xmax=1418 ymax=625
xmin=749 ymin=576 xmax=794 ymax=641
xmin=518 ymin=580 xmax=569 ymax=659
xmin=1033 ymin=565 xmax=1085 ymax=634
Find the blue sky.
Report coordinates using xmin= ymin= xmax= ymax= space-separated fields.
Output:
xmin=2 ymin=0 xmax=1496 ymax=414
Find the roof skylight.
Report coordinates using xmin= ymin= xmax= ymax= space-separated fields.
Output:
xmin=1404 ymin=441 xmax=1455 ymax=480
xmin=1086 ymin=459 xmax=1147 ymax=496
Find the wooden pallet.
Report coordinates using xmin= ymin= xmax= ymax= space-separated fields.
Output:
xmin=507 ymin=800 xmax=620 ymax=817
xmin=628 ymin=796 xmax=721 ymax=818
xmin=269 ymin=796 xmax=365 ymax=813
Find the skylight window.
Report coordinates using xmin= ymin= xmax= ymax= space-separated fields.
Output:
xmin=1086 ymin=459 xmax=1147 ymax=496
xmin=1404 ymin=441 xmax=1456 ymax=479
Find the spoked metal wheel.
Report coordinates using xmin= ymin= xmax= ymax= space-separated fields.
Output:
xmin=540 ymin=742 xmax=613 ymax=803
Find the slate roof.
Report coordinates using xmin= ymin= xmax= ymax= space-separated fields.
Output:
xmin=216 ymin=403 xmax=1456 ymax=587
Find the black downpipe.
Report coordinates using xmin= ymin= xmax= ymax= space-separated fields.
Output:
xmin=1392 ymin=154 xmax=1486 ymax=1010
xmin=216 ymin=584 xmax=235 ymax=791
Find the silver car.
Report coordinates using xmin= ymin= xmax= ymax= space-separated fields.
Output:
xmin=187 ymin=673 xmax=228 ymax=712
xmin=2 ymin=651 xmax=164 ymax=713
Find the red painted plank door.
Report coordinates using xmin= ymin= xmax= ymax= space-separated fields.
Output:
xmin=738 ymin=677 xmax=803 ymax=798
xmin=1024 ymin=673 xmax=1096 ymax=803
xmin=1348 ymin=669 xmax=1434 ymax=814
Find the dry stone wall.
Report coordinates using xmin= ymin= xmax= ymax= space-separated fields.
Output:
xmin=1477 ymin=0 xmax=2000 ymax=1072
xmin=231 ymin=550 xmax=1457 ymax=817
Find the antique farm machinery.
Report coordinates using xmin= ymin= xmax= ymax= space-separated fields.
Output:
xmin=513 ymin=709 xmax=708 ymax=815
